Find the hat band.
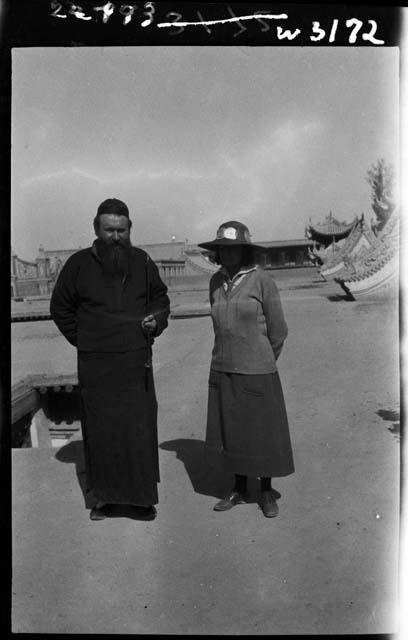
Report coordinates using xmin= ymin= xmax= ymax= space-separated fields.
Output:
xmin=216 ymin=226 xmax=251 ymax=242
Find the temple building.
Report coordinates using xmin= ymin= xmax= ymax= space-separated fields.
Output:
xmin=335 ymin=208 xmax=399 ymax=299
xmin=11 ymin=237 xmax=314 ymax=299
xmin=304 ymin=207 xmax=399 ymax=299
xmin=305 ymin=211 xmax=360 ymax=249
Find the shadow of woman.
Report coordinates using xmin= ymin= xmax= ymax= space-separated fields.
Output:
xmin=159 ymin=438 xmax=260 ymax=502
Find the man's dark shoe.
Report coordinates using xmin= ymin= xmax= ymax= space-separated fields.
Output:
xmin=134 ymin=505 xmax=157 ymax=521
xmin=213 ymin=491 xmax=246 ymax=511
xmin=89 ymin=506 xmax=107 ymax=521
xmin=259 ymin=491 xmax=279 ymax=518
xmin=90 ymin=504 xmax=156 ymax=520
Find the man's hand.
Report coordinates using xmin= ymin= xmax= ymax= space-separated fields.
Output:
xmin=141 ymin=314 xmax=157 ymax=334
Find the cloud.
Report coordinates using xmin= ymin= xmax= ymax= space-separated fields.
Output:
xmin=21 ymin=165 xmax=215 ymax=190
xmin=21 ymin=169 xmax=103 ymax=189
xmin=247 ymin=117 xmax=324 ymax=172
xmin=213 ymin=117 xmax=325 ymax=225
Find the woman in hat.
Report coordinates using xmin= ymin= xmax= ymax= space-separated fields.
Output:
xmin=198 ymin=221 xmax=294 ymax=518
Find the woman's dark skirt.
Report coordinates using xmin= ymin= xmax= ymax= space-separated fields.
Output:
xmin=206 ymin=369 xmax=294 ymax=478
xmin=78 ymin=350 xmax=159 ymax=506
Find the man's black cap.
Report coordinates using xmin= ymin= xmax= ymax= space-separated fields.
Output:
xmin=97 ymin=198 xmax=129 ymax=218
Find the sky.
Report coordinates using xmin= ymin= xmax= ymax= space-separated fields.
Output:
xmin=11 ymin=46 xmax=399 ymax=260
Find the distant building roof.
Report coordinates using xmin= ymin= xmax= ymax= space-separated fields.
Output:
xmin=27 ymin=237 xmax=314 ymax=264
xmin=255 ymin=239 xmax=314 ymax=248
xmin=135 ymin=242 xmax=185 ymax=261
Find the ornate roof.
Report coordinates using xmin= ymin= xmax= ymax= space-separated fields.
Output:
xmin=319 ymin=216 xmax=377 ymax=273
xmin=334 ymin=209 xmax=399 ymax=297
xmin=307 ymin=212 xmax=358 ymax=239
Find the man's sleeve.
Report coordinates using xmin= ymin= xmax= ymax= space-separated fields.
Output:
xmin=146 ymin=257 xmax=170 ymax=337
xmin=49 ymin=257 xmax=79 ymax=347
xmin=209 ymin=273 xmax=218 ymax=306
xmin=260 ymin=272 xmax=288 ymax=360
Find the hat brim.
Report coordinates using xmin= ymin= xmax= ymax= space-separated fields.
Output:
xmin=198 ymin=239 xmax=264 ymax=250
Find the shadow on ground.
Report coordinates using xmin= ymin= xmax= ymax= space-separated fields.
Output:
xmin=54 ymin=436 xmax=282 ymax=508
xmin=376 ymin=409 xmax=401 ymax=440
xmin=55 ymin=440 xmax=159 ymax=519
xmin=286 ymin=283 xmax=325 ymax=290
xmin=55 ymin=439 xmax=92 ymax=507
xmin=326 ymin=294 xmax=354 ymax=302
xmin=159 ymin=438 xmax=271 ymax=502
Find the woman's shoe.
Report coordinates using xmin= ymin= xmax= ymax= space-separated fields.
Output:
xmin=259 ymin=491 xmax=279 ymax=518
xmin=213 ymin=491 xmax=246 ymax=511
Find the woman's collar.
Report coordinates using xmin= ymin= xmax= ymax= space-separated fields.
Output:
xmin=220 ymin=265 xmax=257 ymax=281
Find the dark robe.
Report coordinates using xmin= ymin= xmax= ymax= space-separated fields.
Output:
xmin=50 ymin=242 xmax=170 ymax=507
xmin=78 ymin=350 xmax=159 ymax=506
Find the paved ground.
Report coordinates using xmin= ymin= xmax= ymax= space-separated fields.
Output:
xmin=11 ymin=274 xmax=400 ymax=634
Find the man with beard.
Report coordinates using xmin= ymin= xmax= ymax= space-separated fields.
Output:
xmin=50 ymin=198 xmax=170 ymax=521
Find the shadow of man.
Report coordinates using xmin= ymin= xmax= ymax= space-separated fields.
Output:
xmin=54 ymin=437 xmax=94 ymax=508
xmin=159 ymin=438 xmax=260 ymax=503
xmin=55 ymin=437 xmax=158 ymax=520
xmin=35 ymin=389 xmax=90 ymax=509
xmin=38 ymin=389 xmax=92 ymax=509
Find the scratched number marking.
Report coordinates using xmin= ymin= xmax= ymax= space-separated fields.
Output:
xmin=346 ymin=18 xmax=384 ymax=44
xmin=197 ymin=10 xmax=211 ymax=34
xmin=49 ymin=3 xmax=385 ymax=44
xmin=141 ymin=2 xmax=155 ymax=27
xmin=118 ymin=4 xmax=136 ymax=25
xmin=50 ymin=1 xmax=156 ymax=26
xmin=50 ymin=2 xmax=67 ymax=18
xmin=69 ymin=4 xmax=92 ymax=20
xmin=164 ymin=12 xmax=184 ymax=35
xmin=311 ymin=18 xmax=384 ymax=44
xmin=227 ymin=7 xmax=246 ymax=38
xmin=254 ymin=12 xmax=271 ymax=32
xmin=94 ymin=2 xmax=115 ymax=23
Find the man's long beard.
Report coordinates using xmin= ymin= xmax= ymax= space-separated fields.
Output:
xmin=95 ymin=237 xmax=132 ymax=277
